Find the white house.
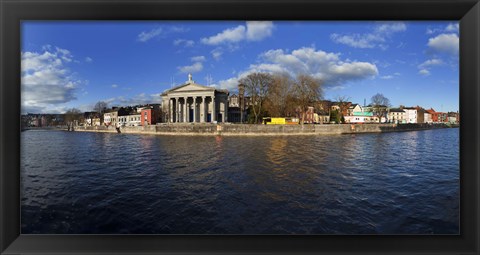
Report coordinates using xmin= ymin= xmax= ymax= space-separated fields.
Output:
xmin=127 ymin=113 xmax=141 ymax=126
xmin=402 ymin=107 xmax=425 ymax=123
xmin=118 ymin=115 xmax=128 ymax=127
xmin=388 ymin=108 xmax=406 ymax=124
xmin=424 ymin=112 xmax=433 ymax=123
xmin=347 ymin=104 xmax=363 ymax=116
xmin=344 ymin=112 xmax=379 ymax=123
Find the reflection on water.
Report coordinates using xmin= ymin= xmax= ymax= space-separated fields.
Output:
xmin=21 ymin=129 xmax=459 ymax=234
xmin=266 ymin=138 xmax=288 ymax=168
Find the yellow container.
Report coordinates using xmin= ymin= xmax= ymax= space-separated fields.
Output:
xmin=267 ymin=118 xmax=286 ymax=125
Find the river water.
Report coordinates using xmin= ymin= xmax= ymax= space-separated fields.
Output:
xmin=21 ymin=128 xmax=459 ymax=234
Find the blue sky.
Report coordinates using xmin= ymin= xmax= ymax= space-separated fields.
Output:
xmin=21 ymin=21 xmax=459 ymax=114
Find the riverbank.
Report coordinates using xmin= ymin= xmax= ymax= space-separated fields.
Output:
xmin=73 ymin=123 xmax=459 ymax=136
xmin=22 ymin=126 xmax=68 ymax=131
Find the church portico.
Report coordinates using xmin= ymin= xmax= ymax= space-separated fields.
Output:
xmin=161 ymin=74 xmax=229 ymax=124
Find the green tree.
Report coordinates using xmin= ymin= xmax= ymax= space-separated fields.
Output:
xmin=332 ymin=110 xmax=342 ymax=124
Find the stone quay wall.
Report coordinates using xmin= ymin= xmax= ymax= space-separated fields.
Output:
xmin=75 ymin=123 xmax=457 ymax=136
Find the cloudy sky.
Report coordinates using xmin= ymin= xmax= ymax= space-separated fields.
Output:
xmin=21 ymin=21 xmax=459 ymax=114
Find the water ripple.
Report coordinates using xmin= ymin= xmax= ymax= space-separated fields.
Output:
xmin=21 ymin=129 xmax=459 ymax=234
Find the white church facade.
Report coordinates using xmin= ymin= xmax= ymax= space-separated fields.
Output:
xmin=161 ymin=74 xmax=229 ymax=123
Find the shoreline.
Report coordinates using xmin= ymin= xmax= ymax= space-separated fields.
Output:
xmin=68 ymin=123 xmax=459 ymax=136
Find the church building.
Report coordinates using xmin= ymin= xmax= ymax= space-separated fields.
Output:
xmin=161 ymin=74 xmax=229 ymax=123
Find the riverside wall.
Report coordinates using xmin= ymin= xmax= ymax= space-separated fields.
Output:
xmin=75 ymin=123 xmax=457 ymax=136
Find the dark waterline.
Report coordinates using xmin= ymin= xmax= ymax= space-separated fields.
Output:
xmin=21 ymin=128 xmax=459 ymax=234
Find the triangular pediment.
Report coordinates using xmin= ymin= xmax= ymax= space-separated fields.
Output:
xmin=175 ymin=83 xmax=215 ymax=92
xmin=164 ymin=82 xmax=216 ymax=94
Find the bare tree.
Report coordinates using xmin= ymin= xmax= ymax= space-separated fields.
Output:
xmin=265 ymin=73 xmax=293 ymax=117
xmin=65 ymin=108 xmax=82 ymax=131
xmin=93 ymin=101 xmax=108 ymax=124
xmin=292 ymin=74 xmax=323 ymax=125
xmin=239 ymin=72 xmax=274 ymax=124
xmin=370 ymin=93 xmax=391 ymax=123
xmin=65 ymin=108 xmax=82 ymax=122
xmin=334 ymin=96 xmax=351 ymax=123
xmin=315 ymin=100 xmax=333 ymax=124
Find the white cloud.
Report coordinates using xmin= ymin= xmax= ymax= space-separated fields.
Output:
xmin=213 ymin=46 xmax=378 ymax=91
xmin=330 ymin=33 xmax=379 ymax=49
xmin=137 ymin=28 xmax=162 ymax=42
xmin=418 ymin=69 xmax=430 ymax=76
xmin=201 ymin=21 xmax=274 ymax=45
xmin=111 ymin=84 xmax=118 ymax=88
xmin=173 ymin=39 xmax=195 ymax=47
xmin=170 ymin=26 xmax=190 ymax=33
xmin=417 ymin=58 xmax=444 ymax=76
xmin=380 ymin=75 xmax=394 ymax=80
xmin=55 ymin=47 xmax=73 ymax=62
xmin=214 ymin=77 xmax=240 ymax=91
xmin=85 ymin=57 xmax=93 ymax=62
xmin=211 ymin=48 xmax=223 ymax=61
xmin=245 ymin=21 xmax=274 ymax=41
xmin=427 ymin=33 xmax=459 ymax=55
xmin=178 ymin=55 xmax=207 ymax=73
xmin=418 ymin=58 xmax=444 ymax=69
xmin=21 ymin=47 xmax=80 ymax=113
xmin=426 ymin=23 xmax=459 ymax=35
xmin=331 ymin=22 xmax=406 ymax=49
xmin=445 ymin=23 xmax=459 ymax=33
xmin=119 ymin=93 xmax=162 ymax=105
xmin=191 ymin=55 xmax=206 ymax=62
xmin=138 ymin=26 xmax=190 ymax=43
xmin=177 ymin=62 xmax=203 ymax=73
xmin=374 ymin=22 xmax=407 ymax=34
xmin=421 ymin=24 xmax=458 ymax=75
xmin=426 ymin=28 xmax=441 ymax=35
xmin=99 ymin=93 xmax=162 ymax=108
xmin=201 ymin=25 xmax=246 ymax=45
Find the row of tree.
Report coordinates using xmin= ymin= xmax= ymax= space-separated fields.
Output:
xmin=64 ymin=101 xmax=109 ymax=126
xmin=238 ymin=72 xmax=391 ymax=124
xmin=239 ymin=72 xmax=323 ymax=124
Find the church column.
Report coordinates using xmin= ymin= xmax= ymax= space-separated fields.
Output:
xmin=183 ymin=97 xmax=188 ymax=123
xmin=193 ymin=97 xmax=197 ymax=123
xmin=169 ymin=98 xmax=172 ymax=123
xmin=212 ymin=96 xmax=216 ymax=122
xmin=200 ymin=96 xmax=205 ymax=123
xmin=175 ymin=97 xmax=179 ymax=123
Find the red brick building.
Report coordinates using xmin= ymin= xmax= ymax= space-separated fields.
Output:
xmin=140 ymin=105 xmax=161 ymax=126
xmin=437 ymin=112 xmax=448 ymax=122
xmin=425 ymin=108 xmax=449 ymax=123
xmin=425 ymin=108 xmax=438 ymax=122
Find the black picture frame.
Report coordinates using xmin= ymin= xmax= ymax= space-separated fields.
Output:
xmin=1 ymin=0 xmax=479 ymax=254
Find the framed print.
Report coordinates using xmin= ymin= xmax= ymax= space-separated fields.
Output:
xmin=1 ymin=0 xmax=479 ymax=254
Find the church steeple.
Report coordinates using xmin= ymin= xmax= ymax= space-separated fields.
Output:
xmin=187 ymin=73 xmax=194 ymax=84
